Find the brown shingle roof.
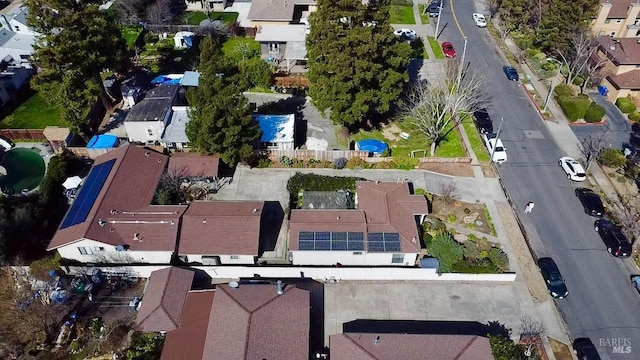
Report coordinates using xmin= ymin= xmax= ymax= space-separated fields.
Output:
xmin=160 ymin=290 xmax=215 ymax=360
xmin=178 ymin=201 xmax=263 ymax=256
xmin=608 ymin=69 xmax=640 ymax=88
xmin=289 ymin=210 xmax=367 ymax=250
xmin=597 ymin=37 xmax=640 ymax=65
xmin=248 ymin=0 xmax=316 ymax=21
xmin=356 ymin=182 xmax=428 ymax=252
xmin=330 ymin=333 xmax=494 ymax=360
xmin=168 ymin=153 xmax=219 ymax=178
xmin=600 ymin=0 xmax=633 ymax=18
xmin=47 ymin=146 xmax=186 ymax=251
xmin=202 ymin=284 xmax=310 ymax=360
xmin=136 ymin=267 xmax=195 ymax=332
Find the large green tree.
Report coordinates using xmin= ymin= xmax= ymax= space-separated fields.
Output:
xmin=186 ymin=37 xmax=262 ymax=167
xmin=306 ymin=0 xmax=411 ymax=129
xmin=26 ymin=0 xmax=128 ymax=136
xmin=535 ymin=0 xmax=598 ymax=53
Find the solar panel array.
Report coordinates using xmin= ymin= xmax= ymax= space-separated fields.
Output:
xmin=60 ymin=159 xmax=116 ymax=229
xmin=367 ymin=232 xmax=402 ymax=252
xmin=298 ymin=231 xmax=364 ymax=251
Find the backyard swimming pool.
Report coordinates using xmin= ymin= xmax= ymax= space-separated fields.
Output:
xmin=0 ymin=148 xmax=46 ymax=194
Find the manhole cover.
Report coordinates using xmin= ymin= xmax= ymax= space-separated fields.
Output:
xmin=450 ymin=295 xmax=461 ymax=300
xmin=524 ymin=130 xmax=545 ymax=139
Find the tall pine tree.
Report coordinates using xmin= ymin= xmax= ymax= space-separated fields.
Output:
xmin=26 ymin=0 xmax=128 ymax=136
xmin=186 ymin=37 xmax=262 ymax=167
xmin=306 ymin=0 xmax=411 ymax=129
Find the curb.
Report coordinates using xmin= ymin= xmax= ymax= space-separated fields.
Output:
xmin=567 ymin=117 xmax=608 ymax=126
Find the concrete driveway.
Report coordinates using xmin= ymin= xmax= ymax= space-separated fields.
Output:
xmin=569 ymin=93 xmax=633 ymax=151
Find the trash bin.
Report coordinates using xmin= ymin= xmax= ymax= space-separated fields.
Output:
xmin=598 ymin=84 xmax=609 ymax=96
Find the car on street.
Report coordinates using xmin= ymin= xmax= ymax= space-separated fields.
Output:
xmin=594 ymin=219 xmax=632 ymax=257
xmin=393 ymin=28 xmax=416 ymax=40
xmin=442 ymin=42 xmax=456 ymax=58
xmin=538 ymin=257 xmax=569 ymax=299
xmin=482 ymin=133 xmax=507 ymax=164
xmin=575 ymin=188 xmax=604 ymax=217
xmin=632 ymin=276 xmax=640 ymax=295
xmin=558 ymin=156 xmax=586 ymax=181
xmin=503 ymin=66 xmax=519 ymax=81
xmin=472 ymin=108 xmax=493 ymax=134
xmin=572 ymin=338 xmax=601 ymax=360
xmin=472 ymin=13 xmax=487 ymax=27
xmin=631 ymin=130 xmax=640 ymax=147
xmin=428 ymin=2 xmax=439 ymax=17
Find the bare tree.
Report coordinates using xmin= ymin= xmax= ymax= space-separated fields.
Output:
xmin=437 ymin=181 xmax=460 ymax=213
xmin=607 ymin=195 xmax=640 ymax=245
xmin=146 ymin=0 xmax=173 ymax=24
xmin=556 ymin=31 xmax=602 ymax=87
xmin=519 ymin=315 xmax=547 ymax=340
xmin=577 ymin=133 xmax=609 ymax=171
xmin=117 ymin=0 xmax=154 ymax=24
xmin=484 ymin=0 xmax=500 ymax=17
xmin=404 ymin=61 xmax=488 ymax=156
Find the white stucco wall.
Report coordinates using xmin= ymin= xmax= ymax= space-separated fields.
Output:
xmin=124 ymin=121 xmax=166 ymax=143
xmin=55 ymin=239 xmax=173 ymax=264
xmin=184 ymin=254 xmax=255 ymax=265
xmin=290 ymin=251 xmax=419 ymax=266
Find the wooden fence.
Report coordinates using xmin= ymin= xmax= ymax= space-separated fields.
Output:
xmin=259 ymin=149 xmax=369 ymax=162
xmin=0 ymin=129 xmax=46 ymax=141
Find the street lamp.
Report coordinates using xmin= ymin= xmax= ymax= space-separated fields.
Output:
xmin=456 ymin=36 xmax=468 ymax=90
xmin=543 ymin=58 xmax=563 ymax=113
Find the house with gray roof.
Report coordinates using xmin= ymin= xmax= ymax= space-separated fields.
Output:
xmin=160 ymin=106 xmax=190 ymax=150
xmin=123 ymin=85 xmax=179 ymax=144
xmin=0 ymin=4 xmax=39 ymax=63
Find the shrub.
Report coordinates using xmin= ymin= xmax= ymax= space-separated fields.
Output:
xmin=257 ymin=158 xmax=272 ymax=168
xmin=451 ymin=258 xmax=497 ymax=273
xmin=616 ymin=97 xmax=636 ymax=114
xmin=143 ymin=32 xmax=159 ymax=44
xmin=584 ymin=102 xmax=605 ymax=123
xmin=599 ymin=148 xmax=627 ymax=168
xmin=446 ymin=214 xmax=457 ymax=223
xmin=628 ymin=112 xmax=640 ymax=122
xmin=333 ymin=157 xmax=347 ymax=169
xmin=524 ymin=48 xmax=539 ymax=59
xmin=487 ymin=247 xmax=509 ymax=273
xmin=279 ymin=156 xmax=293 ymax=166
xmin=572 ymin=75 xmax=585 ymax=86
xmin=346 ymin=157 xmax=371 ymax=169
xmin=557 ymin=96 xmax=590 ymax=121
xmin=428 ymin=233 xmax=463 ymax=272
xmin=380 ymin=148 xmax=392 ymax=157
xmin=463 ymin=241 xmax=480 ymax=261
xmin=554 ymin=83 xmax=575 ymax=98
xmin=540 ymin=61 xmax=557 ymax=71
xmin=286 ymin=173 xmax=365 ymax=204
xmin=29 ymin=253 xmax=62 ymax=280
xmin=390 ymin=156 xmax=420 ymax=170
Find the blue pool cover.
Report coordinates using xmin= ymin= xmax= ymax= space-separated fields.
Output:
xmin=151 ymin=75 xmax=183 ymax=85
xmin=356 ymin=139 xmax=388 ymax=155
xmin=87 ymin=134 xmax=118 ymax=149
xmin=253 ymin=114 xmax=294 ymax=143
xmin=59 ymin=159 xmax=116 ymax=229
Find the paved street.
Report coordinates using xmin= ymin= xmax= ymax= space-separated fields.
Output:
xmin=439 ymin=1 xmax=640 ymax=359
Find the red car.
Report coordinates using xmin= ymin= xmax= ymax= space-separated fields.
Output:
xmin=442 ymin=42 xmax=456 ymax=58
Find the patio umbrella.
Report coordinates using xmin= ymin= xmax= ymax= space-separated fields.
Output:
xmin=62 ymin=176 xmax=82 ymax=190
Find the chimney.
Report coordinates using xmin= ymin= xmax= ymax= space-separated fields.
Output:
xmin=374 ymin=336 xmax=380 ymax=345
xmin=276 ymin=280 xmax=284 ymax=295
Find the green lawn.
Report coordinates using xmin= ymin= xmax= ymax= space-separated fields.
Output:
xmin=389 ymin=5 xmax=416 ymax=24
xmin=427 ymin=36 xmax=445 ymax=59
xmin=418 ymin=5 xmax=431 ymax=24
xmin=434 ymin=126 xmax=466 ymax=158
xmin=185 ymin=11 xmax=239 ymax=25
xmin=222 ymin=37 xmax=261 ymax=61
xmin=0 ymin=91 xmax=65 ymax=129
xmin=121 ymin=26 xmax=142 ymax=47
xmin=462 ymin=119 xmax=490 ymax=162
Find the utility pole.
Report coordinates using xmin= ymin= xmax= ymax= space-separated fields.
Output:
xmin=435 ymin=3 xmax=443 ymax=39
xmin=543 ymin=58 xmax=562 ymax=113
xmin=489 ymin=117 xmax=505 ymax=163
xmin=456 ymin=36 xmax=468 ymax=90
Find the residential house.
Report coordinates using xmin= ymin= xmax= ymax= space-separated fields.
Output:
xmin=184 ymin=0 xmax=228 ymax=13
xmin=178 ymin=201 xmax=263 ymax=265
xmin=0 ymin=64 xmax=32 ymax=91
xmin=160 ymin=106 xmax=191 ymax=150
xmin=124 ymin=85 xmax=179 ymax=144
xmin=136 ymin=267 xmax=311 ymax=360
xmin=0 ymin=4 xmax=39 ymax=62
xmin=592 ymin=0 xmax=640 ymax=38
xmin=47 ymin=146 xmax=187 ymax=264
xmin=250 ymin=0 xmax=315 ymax=72
xmin=289 ymin=181 xmax=428 ymax=266
xmin=329 ymin=333 xmax=494 ymax=360
xmin=594 ymin=36 xmax=640 ymax=101
xmin=254 ymin=114 xmax=296 ymax=150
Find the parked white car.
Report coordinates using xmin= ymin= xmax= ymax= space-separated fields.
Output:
xmin=482 ymin=133 xmax=507 ymax=164
xmin=559 ymin=156 xmax=586 ymax=181
xmin=473 ymin=13 xmax=487 ymax=27
xmin=393 ymin=28 xmax=417 ymax=39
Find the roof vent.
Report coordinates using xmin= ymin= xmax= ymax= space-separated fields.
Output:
xmin=170 ymin=221 xmax=175 ymax=225
xmin=412 ymin=236 xmax=417 ymax=243
xmin=110 ymin=209 xmax=117 ymax=215
xmin=374 ymin=336 xmax=380 ymax=345
xmin=337 ymin=216 xmax=341 ymax=220
xmin=145 ymin=152 xmax=150 ymax=157
xmin=98 ymin=219 xmax=106 ymax=227
xmin=158 ymin=159 xmax=162 ymax=163
xmin=276 ymin=280 xmax=284 ymax=295
xmin=375 ymin=180 xmax=380 ymax=184
xmin=133 ymin=233 xmax=140 ymax=241
xmin=610 ymin=45 xmax=616 ymax=51
xmin=253 ymin=208 xmax=259 ymax=213
xmin=110 ymin=228 xmax=115 ymax=232
xmin=202 ymin=219 xmax=207 ymax=224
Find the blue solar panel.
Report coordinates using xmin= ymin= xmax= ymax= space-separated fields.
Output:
xmin=299 ymin=232 xmax=315 ymax=241
xmin=368 ymin=241 xmax=385 ymax=252
xmin=60 ymin=159 xmax=115 ymax=229
xmin=348 ymin=232 xmax=363 ymax=241
xmin=368 ymin=233 xmax=383 ymax=241
xmin=348 ymin=241 xmax=364 ymax=251
xmin=384 ymin=233 xmax=400 ymax=242
xmin=385 ymin=242 xmax=402 ymax=252
xmin=332 ymin=232 xmax=347 ymax=240
xmin=298 ymin=240 xmax=315 ymax=250
xmin=315 ymin=232 xmax=331 ymax=240
xmin=332 ymin=241 xmax=348 ymax=250
xmin=315 ymin=240 xmax=331 ymax=250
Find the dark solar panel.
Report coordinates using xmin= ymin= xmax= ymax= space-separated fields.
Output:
xmin=332 ymin=241 xmax=348 ymax=251
xmin=315 ymin=240 xmax=331 ymax=250
xmin=315 ymin=232 xmax=331 ymax=241
xmin=298 ymin=240 xmax=315 ymax=250
xmin=299 ymin=231 xmax=315 ymax=241
xmin=348 ymin=232 xmax=364 ymax=241
xmin=60 ymin=159 xmax=115 ymax=229
xmin=384 ymin=242 xmax=402 ymax=252
xmin=368 ymin=241 xmax=385 ymax=252
xmin=348 ymin=241 xmax=364 ymax=251
xmin=384 ymin=233 xmax=400 ymax=242
xmin=368 ymin=233 xmax=383 ymax=241
xmin=332 ymin=232 xmax=347 ymax=240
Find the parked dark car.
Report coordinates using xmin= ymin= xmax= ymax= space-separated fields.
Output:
xmin=594 ymin=220 xmax=632 ymax=257
xmin=503 ymin=66 xmax=519 ymax=81
xmin=428 ymin=2 xmax=439 ymax=16
xmin=632 ymin=122 xmax=640 ymax=134
xmin=575 ymin=188 xmax=604 ymax=217
xmin=630 ymin=131 xmax=640 ymax=147
xmin=472 ymin=108 xmax=493 ymax=134
xmin=537 ymin=257 xmax=569 ymax=299
xmin=573 ymin=338 xmax=601 ymax=360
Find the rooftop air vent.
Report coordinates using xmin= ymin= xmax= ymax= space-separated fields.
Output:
xmin=145 ymin=152 xmax=150 ymax=157
xmin=374 ymin=336 xmax=380 ymax=345
xmin=133 ymin=233 xmax=140 ymax=241
xmin=202 ymin=219 xmax=207 ymax=224
xmin=98 ymin=219 xmax=106 ymax=227
xmin=276 ymin=280 xmax=284 ymax=295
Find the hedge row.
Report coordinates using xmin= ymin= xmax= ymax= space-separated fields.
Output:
xmin=554 ymin=84 xmax=605 ymax=122
xmin=615 ymin=97 xmax=636 ymax=114
xmin=286 ymin=172 xmax=366 ymax=199
xmin=557 ymin=96 xmax=591 ymax=121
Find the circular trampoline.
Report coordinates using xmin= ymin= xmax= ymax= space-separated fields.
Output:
xmin=0 ymin=148 xmax=46 ymax=195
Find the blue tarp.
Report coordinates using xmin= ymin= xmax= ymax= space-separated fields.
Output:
xmin=87 ymin=134 xmax=118 ymax=149
xmin=356 ymin=139 xmax=388 ymax=155
xmin=253 ymin=114 xmax=294 ymax=143
xmin=151 ymin=75 xmax=183 ymax=85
